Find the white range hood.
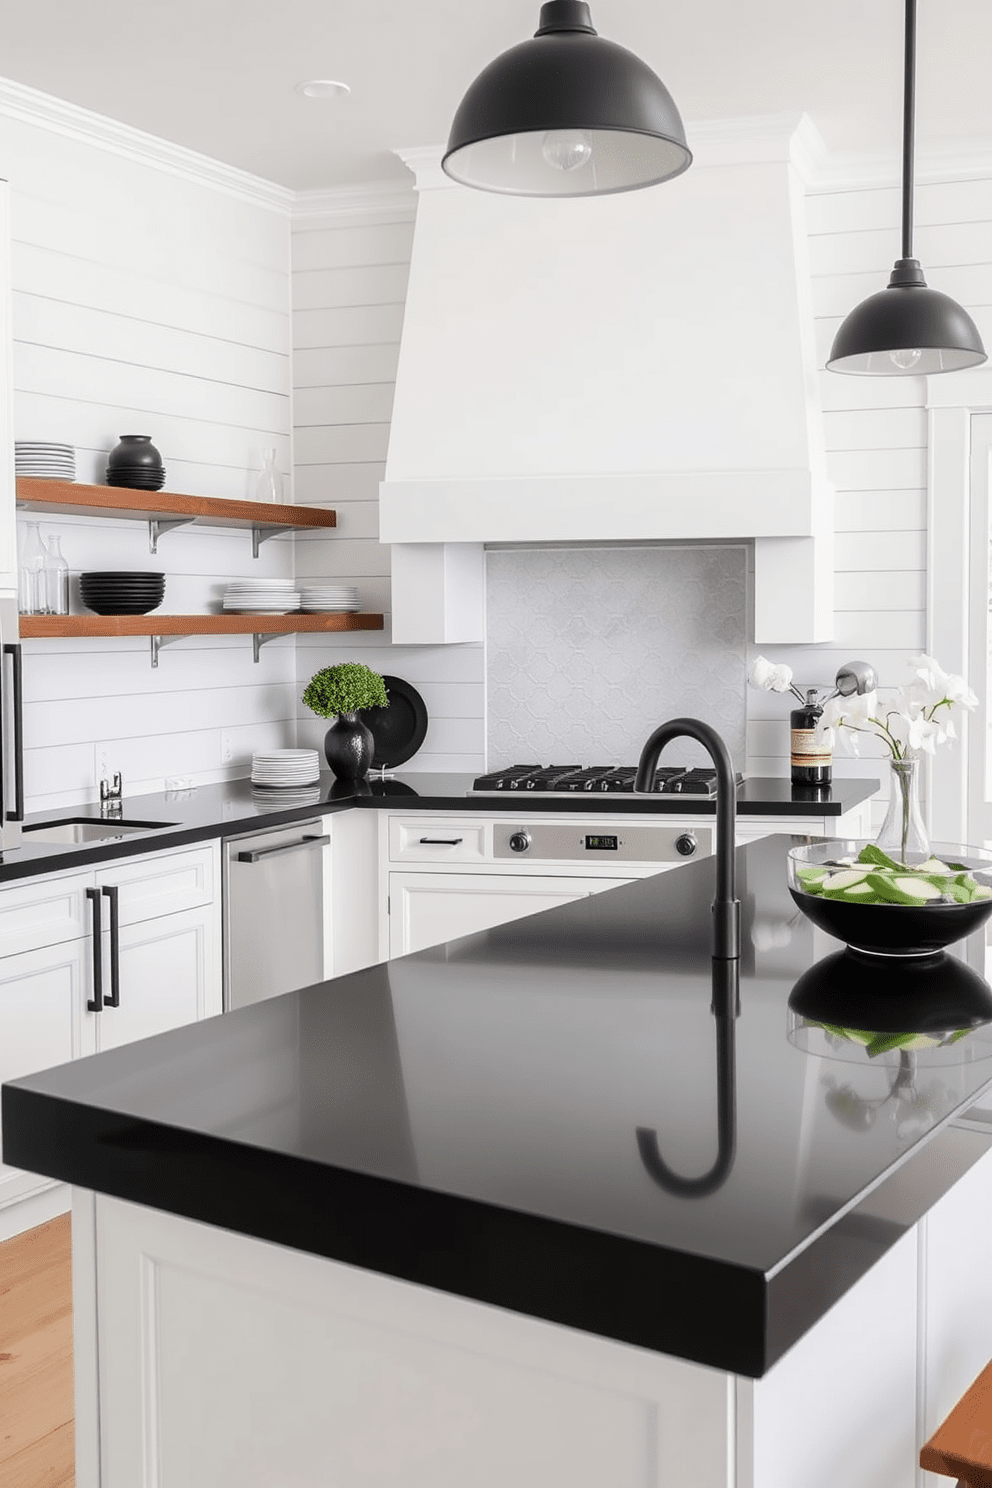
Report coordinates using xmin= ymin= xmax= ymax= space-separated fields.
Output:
xmin=380 ymin=115 xmax=832 ymax=645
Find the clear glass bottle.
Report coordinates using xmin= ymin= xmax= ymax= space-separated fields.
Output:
xmin=255 ymin=448 xmax=284 ymax=504
xmin=18 ymin=521 xmax=47 ymax=614
xmin=43 ymin=534 xmax=69 ymax=616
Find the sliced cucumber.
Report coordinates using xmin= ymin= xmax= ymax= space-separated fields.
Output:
xmin=867 ymin=873 xmax=941 ymax=905
xmin=893 ymin=875 xmax=943 ymax=900
xmin=823 ymin=883 xmax=881 ymax=903
xmin=917 ymin=857 xmax=952 ymax=875
xmin=822 ymin=869 xmax=872 ymax=891
xmin=865 ymin=1031 xmax=942 ymax=1057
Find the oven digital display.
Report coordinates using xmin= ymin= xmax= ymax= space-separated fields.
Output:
xmin=584 ymin=834 xmax=619 ymax=851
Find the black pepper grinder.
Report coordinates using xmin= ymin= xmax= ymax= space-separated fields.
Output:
xmin=790 ymin=688 xmax=832 ymax=787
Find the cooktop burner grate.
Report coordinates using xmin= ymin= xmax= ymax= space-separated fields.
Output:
xmin=470 ymin=765 xmax=744 ymax=798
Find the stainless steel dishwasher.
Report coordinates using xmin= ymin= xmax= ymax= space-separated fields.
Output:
xmin=223 ymin=819 xmax=330 ymax=1010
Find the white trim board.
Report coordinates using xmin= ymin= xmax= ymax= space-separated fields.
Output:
xmin=0 ymin=75 xmax=293 ymax=212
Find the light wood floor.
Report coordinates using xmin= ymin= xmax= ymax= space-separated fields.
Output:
xmin=0 ymin=1214 xmax=74 ymax=1487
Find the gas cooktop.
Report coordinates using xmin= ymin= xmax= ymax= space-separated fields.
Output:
xmin=470 ymin=765 xmax=745 ymax=798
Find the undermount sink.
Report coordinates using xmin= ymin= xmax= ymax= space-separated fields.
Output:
xmin=23 ymin=818 xmax=176 ymax=845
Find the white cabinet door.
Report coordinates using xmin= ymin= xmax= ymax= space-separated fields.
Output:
xmin=0 ymin=936 xmax=94 ymax=1207
xmin=94 ymin=902 xmax=221 ymax=1053
xmin=388 ymin=872 xmax=631 ymax=958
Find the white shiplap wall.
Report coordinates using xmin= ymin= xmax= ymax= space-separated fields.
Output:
xmin=0 ymin=106 xmax=297 ymax=810
xmin=746 ymin=175 xmax=992 ymax=824
xmin=291 ymin=191 xmax=486 ymax=771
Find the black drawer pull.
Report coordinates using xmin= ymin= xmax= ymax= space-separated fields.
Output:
xmin=102 ymin=885 xmax=120 ymax=1007
xmin=86 ymin=888 xmax=103 ymax=1012
xmin=418 ymin=837 xmax=464 ymax=846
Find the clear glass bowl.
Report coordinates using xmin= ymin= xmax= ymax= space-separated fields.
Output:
xmin=787 ymin=839 xmax=992 ymax=957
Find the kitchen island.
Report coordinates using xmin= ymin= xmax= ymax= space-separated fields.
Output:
xmin=5 ymin=833 xmax=992 ymax=1488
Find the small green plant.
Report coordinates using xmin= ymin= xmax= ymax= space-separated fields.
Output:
xmin=302 ymin=663 xmax=389 ymax=718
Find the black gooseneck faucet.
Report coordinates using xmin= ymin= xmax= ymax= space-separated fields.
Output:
xmin=634 ymin=717 xmax=741 ymax=960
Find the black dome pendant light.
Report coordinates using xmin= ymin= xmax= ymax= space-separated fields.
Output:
xmin=441 ymin=0 xmax=691 ymax=197
xmin=827 ymin=0 xmax=986 ymax=375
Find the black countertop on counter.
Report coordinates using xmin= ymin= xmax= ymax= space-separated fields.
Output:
xmin=0 ymin=772 xmax=879 ymax=883
xmin=6 ymin=833 xmax=992 ymax=1377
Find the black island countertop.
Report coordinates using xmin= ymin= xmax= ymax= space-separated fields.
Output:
xmin=6 ymin=832 xmax=992 ymax=1378
xmin=0 ymin=771 xmax=879 ymax=883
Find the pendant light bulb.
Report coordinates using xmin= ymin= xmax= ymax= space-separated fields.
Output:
xmin=542 ymin=129 xmax=594 ymax=172
xmin=442 ymin=1 xmax=691 ymax=197
xmin=828 ymin=0 xmax=985 ymax=376
xmin=889 ymin=347 xmax=923 ymax=371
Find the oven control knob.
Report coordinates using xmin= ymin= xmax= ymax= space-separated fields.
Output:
xmin=675 ymin=833 xmax=697 ymax=857
xmin=508 ymin=831 xmax=532 ymax=854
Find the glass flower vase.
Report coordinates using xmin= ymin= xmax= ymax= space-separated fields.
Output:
xmin=875 ymin=757 xmax=930 ymax=865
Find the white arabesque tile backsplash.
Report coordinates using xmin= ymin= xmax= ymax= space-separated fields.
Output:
xmin=486 ymin=544 xmax=748 ymax=771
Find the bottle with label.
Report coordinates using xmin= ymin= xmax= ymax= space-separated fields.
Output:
xmin=790 ymin=688 xmax=832 ymax=786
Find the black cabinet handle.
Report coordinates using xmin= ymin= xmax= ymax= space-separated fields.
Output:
xmin=102 ymin=885 xmax=120 ymax=1008
xmin=418 ymin=837 xmax=464 ymax=846
xmin=86 ymin=888 xmax=103 ymax=1012
xmin=2 ymin=643 xmax=23 ymax=822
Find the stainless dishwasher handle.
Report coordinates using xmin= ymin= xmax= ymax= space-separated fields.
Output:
xmin=237 ymin=833 xmax=330 ymax=863
xmin=419 ymin=837 xmax=464 ymax=845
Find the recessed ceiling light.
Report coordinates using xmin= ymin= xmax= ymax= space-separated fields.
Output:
xmin=295 ymin=79 xmax=351 ymax=100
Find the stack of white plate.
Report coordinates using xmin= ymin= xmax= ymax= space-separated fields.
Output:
xmin=223 ymin=578 xmax=301 ymax=614
xmin=300 ymin=584 xmax=361 ymax=613
xmin=251 ymin=784 xmax=322 ymax=811
xmin=15 ymin=442 xmax=76 ymax=480
xmin=250 ymin=748 xmax=321 ymax=788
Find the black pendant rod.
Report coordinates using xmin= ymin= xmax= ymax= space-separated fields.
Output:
xmin=902 ymin=0 xmax=916 ymax=260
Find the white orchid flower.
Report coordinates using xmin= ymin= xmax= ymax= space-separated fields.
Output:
xmin=907 ymin=712 xmax=940 ymax=755
xmin=748 ymin=655 xmax=795 ymax=693
xmin=909 ymin=654 xmax=978 ymax=711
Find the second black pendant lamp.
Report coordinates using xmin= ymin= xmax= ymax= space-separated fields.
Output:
xmin=442 ymin=0 xmax=691 ymax=197
xmin=828 ymin=0 xmax=985 ymax=375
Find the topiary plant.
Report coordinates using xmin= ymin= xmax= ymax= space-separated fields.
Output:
xmin=302 ymin=662 xmax=389 ymax=718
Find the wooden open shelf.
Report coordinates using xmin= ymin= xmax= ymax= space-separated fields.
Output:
xmin=20 ymin=614 xmax=382 ymax=638
xmin=15 ymin=478 xmax=337 ymax=532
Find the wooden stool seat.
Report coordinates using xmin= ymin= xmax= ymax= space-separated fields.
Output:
xmin=921 ymin=1357 xmax=992 ymax=1487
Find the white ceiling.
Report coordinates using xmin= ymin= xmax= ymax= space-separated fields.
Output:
xmin=1 ymin=0 xmax=990 ymax=190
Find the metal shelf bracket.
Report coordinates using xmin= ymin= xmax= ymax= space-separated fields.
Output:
xmin=149 ymin=634 xmax=183 ymax=668
xmin=149 ymin=517 xmax=194 ymax=553
xmin=252 ymin=632 xmax=282 ymax=663
xmin=251 ymin=524 xmax=293 ymax=559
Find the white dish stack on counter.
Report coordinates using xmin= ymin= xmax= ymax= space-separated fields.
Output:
xmin=16 ymin=442 xmax=76 ymax=480
xmin=300 ymin=585 xmax=360 ymax=613
xmin=250 ymin=749 xmax=321 ymax=788
xmin=223 ymin=578 xmax=301 ymax=614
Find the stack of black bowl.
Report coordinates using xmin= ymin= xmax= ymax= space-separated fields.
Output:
xmin=80 ymin=572 xmax=166 ymax=615
xmin=106 ymin=435 xmax=166 ymax=491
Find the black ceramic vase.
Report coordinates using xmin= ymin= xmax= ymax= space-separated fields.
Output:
xmin=323 ymin=711 xmax=375 ymax=782
xmin=106 ymin=435 xmax=166 ymax=491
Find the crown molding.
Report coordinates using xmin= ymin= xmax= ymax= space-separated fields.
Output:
xmin=802 ymin=135 xmax=992 ymax=194
xmin=292 ymin=180 xmax=417 ymax=229
xmin=0 ymin=76 xmax=293 ymax=212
